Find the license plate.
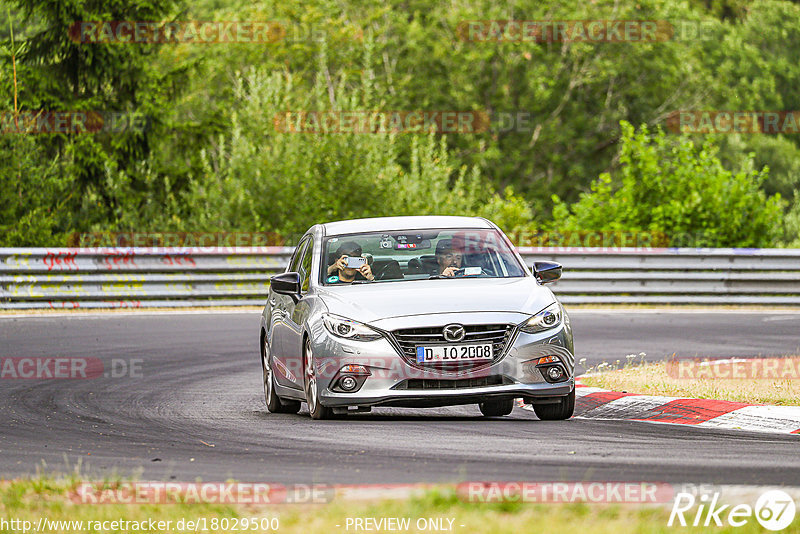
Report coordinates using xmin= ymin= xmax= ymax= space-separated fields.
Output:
xmin=416 ymin=344 xmax=493 ymax=363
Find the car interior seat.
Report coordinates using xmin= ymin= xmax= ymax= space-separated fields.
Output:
xmin=371 ymin=259 xmax=404 ymax=280
xmin=407 ymin=255 xmax=441 ymax=275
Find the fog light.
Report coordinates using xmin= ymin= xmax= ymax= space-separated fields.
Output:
xmin=547 ymin=366 xmax=564 ymax=381
xmin=340 ymin=376 xmax=358 ymax=391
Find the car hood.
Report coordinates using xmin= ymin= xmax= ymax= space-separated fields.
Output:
xmin=316 ymin=277 xmax=555 ymax=328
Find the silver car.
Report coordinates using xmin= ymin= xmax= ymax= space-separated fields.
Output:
xmin=259 ymin=216 xmax=575 ymax=420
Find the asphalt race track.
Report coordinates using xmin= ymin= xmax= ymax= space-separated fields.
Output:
xmin=1 ymin=310 xmax=799 ymax=485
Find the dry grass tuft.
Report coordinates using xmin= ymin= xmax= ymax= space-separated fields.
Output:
xmin=581 ymin=357 xmax=800 ymax=405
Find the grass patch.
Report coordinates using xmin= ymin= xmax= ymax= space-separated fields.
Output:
xmin=2 ymin=477 xmax=797 ymax=533
xmin=581 ymin=357 xmax=800 ymax=406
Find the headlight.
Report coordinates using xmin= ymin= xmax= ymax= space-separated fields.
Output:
xmin=322 ymin=314 xmax=382 ymax=341
xmin=520 ymin=302 xmax=562 ymax=333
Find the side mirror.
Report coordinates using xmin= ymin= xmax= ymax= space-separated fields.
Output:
xmin=271 ymin=272 xmax=302 ymax=301
xmin=533 ymin=261 xmax=562 ymax=284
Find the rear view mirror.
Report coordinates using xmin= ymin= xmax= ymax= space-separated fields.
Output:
xmin=533 ymin=261 xmax=562 ymax=284
xmin=271 ymin=272 xmax=302 ymax=300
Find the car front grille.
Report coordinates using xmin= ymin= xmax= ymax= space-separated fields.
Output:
xmin=392 ymin=375 xmax=511 ymax=390
xmin=389 ymin=323 xmax=515 ymax=371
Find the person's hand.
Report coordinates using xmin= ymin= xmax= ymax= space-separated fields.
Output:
xmin=441 ymin=266 xmax=459 ymax=277
xmin=359 ymin=263 xmax=374 ymax=281
xmin=328 ymin=255 xmax=348 ymax=275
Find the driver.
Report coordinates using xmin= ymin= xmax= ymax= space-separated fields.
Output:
xmin=326 ymin=241 xmax=374 ymax=283
xmin=435 ymin=238 xmax=464 ymax=277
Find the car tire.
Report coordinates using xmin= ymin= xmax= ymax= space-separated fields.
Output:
xmin=532 ymin=389 xmax=575 ymax=420
xmin=262 ymin=335 xmax=300 ymax=414
xmin=303 ymin=337 xmax=332 ymax=420
xmin=479 ymin=398 xmax=514 ymax=417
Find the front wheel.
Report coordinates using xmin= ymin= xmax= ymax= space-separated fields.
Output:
xmin=304 ymin=338 xmax=332 ymax=420
xmin=479 ymin=398 xmax=514 ymax=417
xmin=532 ymin=389 xmax=575 ymax=420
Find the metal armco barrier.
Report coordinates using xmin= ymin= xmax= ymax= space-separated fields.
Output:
xmin=523 ymin=247 xmax=800 ymax=305
xmin=0 ymin=248 xmax=290 ymax=309
xmin=2 ymin=247 xmax=800 ymax=309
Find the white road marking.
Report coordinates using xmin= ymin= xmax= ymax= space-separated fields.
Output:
xmin=699 ymin=405 xmax=800 ymax=434
xmin=583 ymin=394 xmax=679 ymax=419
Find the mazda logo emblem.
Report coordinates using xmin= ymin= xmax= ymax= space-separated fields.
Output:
xmin=442 ymin=324 xmax=466 ymax=343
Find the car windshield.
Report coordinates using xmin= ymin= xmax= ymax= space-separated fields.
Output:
xmin=321 ymin=228 xmax=527 ymax=285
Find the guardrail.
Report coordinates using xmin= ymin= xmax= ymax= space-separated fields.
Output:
xmin=0 ymin=248 xmax=290 ymax=309
xmin=1 ymin=247 xmax=799 ymax=309
xmin=523 ymin=247 xmax=800 ymax=305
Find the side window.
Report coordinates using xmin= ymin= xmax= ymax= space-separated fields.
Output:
xmin=300 ymin=238 xmax=314 ymax=293
xmin=288 ymin=239 xmax=309 ymax=273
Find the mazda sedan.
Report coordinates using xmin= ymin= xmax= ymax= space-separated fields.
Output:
xmin=259 ymin=216 xmax=575 ymax=420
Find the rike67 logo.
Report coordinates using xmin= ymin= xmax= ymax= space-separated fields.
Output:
xmin=669 ymin=490 xmax=796 ymax=531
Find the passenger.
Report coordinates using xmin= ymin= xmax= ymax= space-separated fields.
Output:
xmin=435 ymin=238 xmax=464 ymax=277
xmin=326 ymin=241 xmax=374 ymax=283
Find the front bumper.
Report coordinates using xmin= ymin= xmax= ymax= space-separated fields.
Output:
xmin=311 ymin=316 xmax=575 ymax=408
xmin=322 ymin=380 xmax=574 ymax=408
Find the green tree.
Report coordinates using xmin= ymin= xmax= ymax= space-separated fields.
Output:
xmin=1 ymin=0 xmax=183 ymax=236
xmin=4 ymin=0 xmax=800 ymax=248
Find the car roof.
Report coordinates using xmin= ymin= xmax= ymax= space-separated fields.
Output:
xmin=320 ymin=216 xmax=493 ymax=236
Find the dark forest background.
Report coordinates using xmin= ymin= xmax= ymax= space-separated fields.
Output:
xmin=2 ymin=0 xmax=799 ymax=247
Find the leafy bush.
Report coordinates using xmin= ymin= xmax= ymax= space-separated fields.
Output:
xmin=0 ymin=135 xmax=74 ymax=246
xmin=550 ymin=121 xmax=785 ymax=247
xmin=184 ymin=59 xmax=533 ymax=240
xmin=783 ymin=200 xmax=800 ymax=248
